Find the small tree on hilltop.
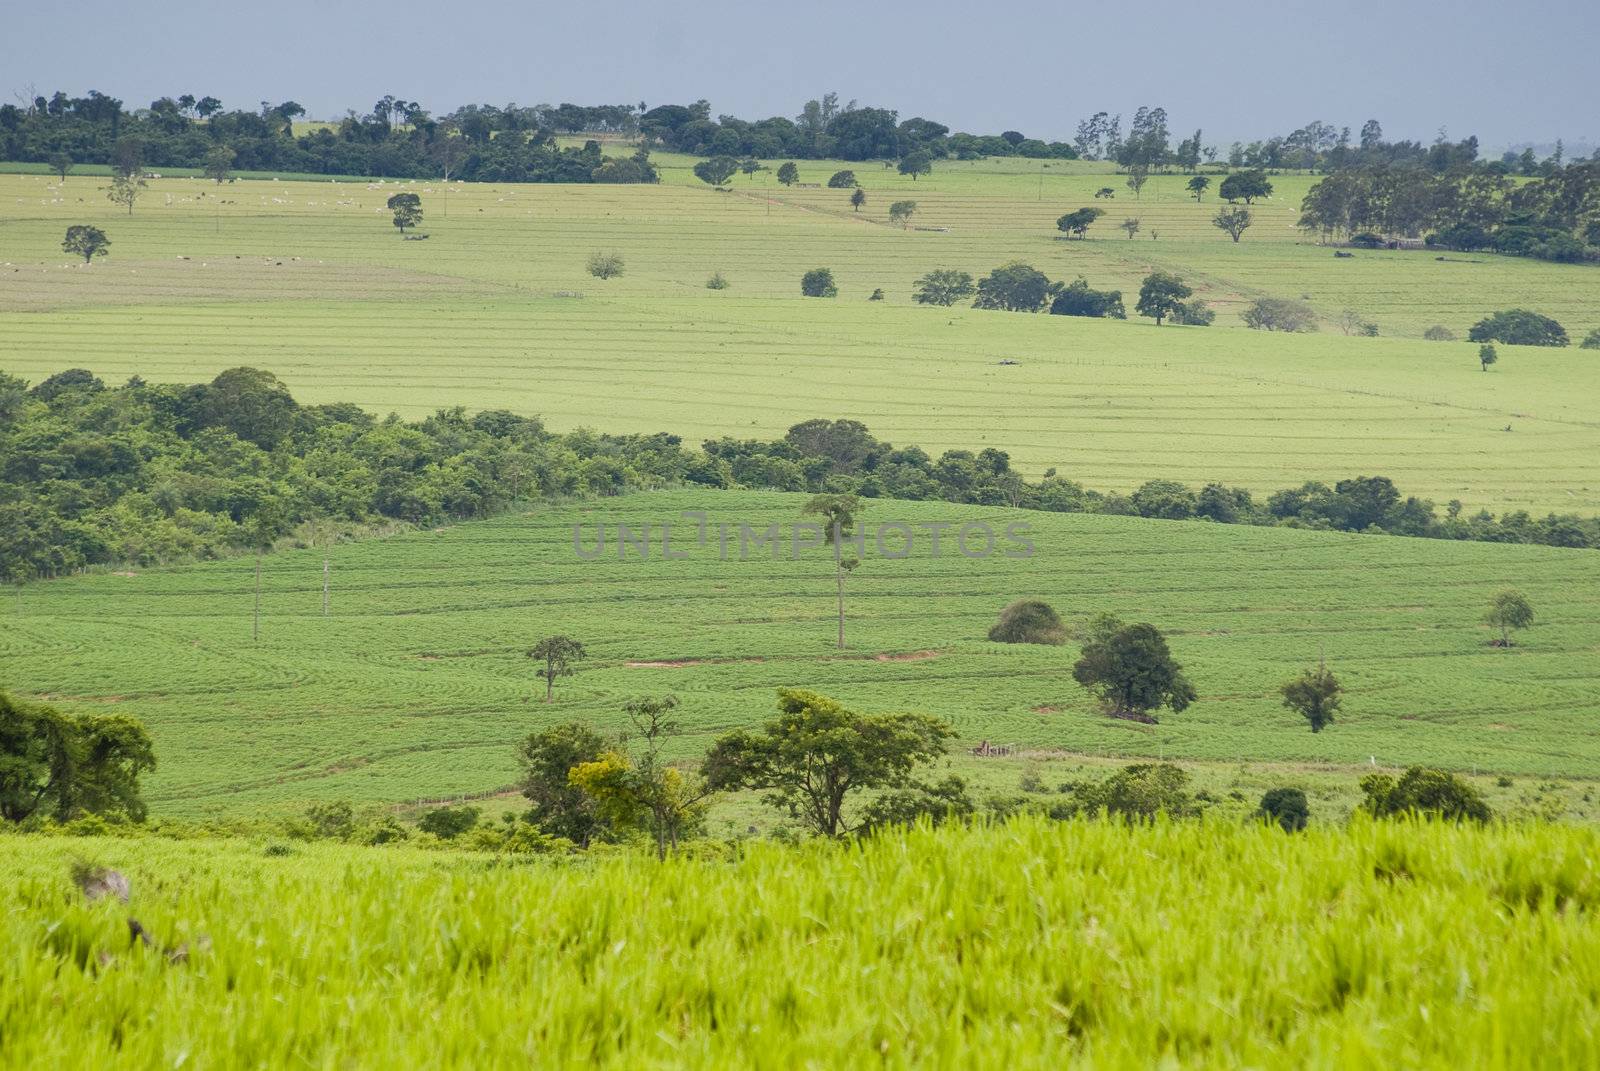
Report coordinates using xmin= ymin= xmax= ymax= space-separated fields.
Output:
xmin=776 ymin=161 xmax=799 ymax=186
xmin=1281 ymin=662 xmax=1342 ymax=732
xmin=1072 ymin=614 xmax=1196 ymax=722
xmin=1187 ymin=175 xmax=1210 ymax=201
xmin=889 ymin=200 xmax=917 ymax=228
xmin=1136 ymin=270 xmax=1192 ymax=325
xmin=803 ymin=493 xmax=862 ymax=648
xmin=1486 ymin=589 xmax=1533 ymax=647
xmin=987 ymin=599 xmax=1066 ymax=644
xmin=850 ymin=187 xmax=867 ymax=212
xmin=1479 ymin=343 xmax=1498 ymax=371
xmin=801 ymin=267 xmax=838 ymax=297
xmin=1213 ymin=206 xmax=1252 ymax=242
xmin=693 ymin=156 xmax=739 ymax=186
xmin=912 ymin=269 xmax=975 ymax=306
xmin=202 ymin=145 xmax=236 ymax=184
xmin=703 ymin=688 xmax=953 ymax=837
xmin=1056 ymin=206 xmax=1103 ymax=239
xmin=387 ymin=192 xmax=423 ymax=234
xmin=62 ymin=225 xmax=110 ymax=264
xmin=528 ymin=634 xmax=586 ymax=701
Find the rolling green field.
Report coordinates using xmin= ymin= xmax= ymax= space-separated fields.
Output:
xmin=8 ymin=819 xmax=1600 ymax=1068
xmin=6 ymin=491 xmax=1598 ymax=816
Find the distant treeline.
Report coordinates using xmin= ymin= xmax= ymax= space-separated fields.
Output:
xmin=2 ymin=368 xmax=1595 ymax=581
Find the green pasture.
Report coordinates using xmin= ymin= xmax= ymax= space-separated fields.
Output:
xmin=5 ymin=491 xmax=1597 ymax=816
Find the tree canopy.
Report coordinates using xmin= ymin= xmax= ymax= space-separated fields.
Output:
xmin=1072 ymin=615 xmax=1196 ymax=721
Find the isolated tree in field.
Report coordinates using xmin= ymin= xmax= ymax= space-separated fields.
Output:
xmin=1136 ymin=270 xmax=1192 ymax=325
xmin=897 ymin=151 xmax=933 ymax=180
xmin=1281 ymin=662 xmax=1341 ymax=732
xmin=1212 ymin=206 xmax=1252 ymax=242
xmin=387 ymin=192 xmax=423 ymax=234
xmin=1120 ymin=217 xmax=1141 ymax=240
xmin=587 ymin=251 xmax=625 ymax=279
xmin=912 ymin=269 xmax=976 ymax=306
xmin=1072 ymin=614 xmax=1195 ymax=721
xmin=738 ymin=157 xmax=767 ymax=179
xmin=1479 ymin=342 xmax=1498 ymax=371
xmin=804 ymin=493 xmax=862 ymax=648
xmin=987 ymin=599 xmax=1066 ymax=644
xmin=528 ymin=635 xmax=586 ymax=701
xmin=1360 ymin=766 xmax=1490 ymax=822
xmin=1469 ymin=309 xmax=1568 ymax=347
xmin=693 ymin=156 xmax=739 ymax=186
xmin=0 ymin=692 xmax=155 ymax=824
xmin=517 ymin=721 xmax=608 ymax=845
xmin=888 ymin=200 xmax=917 ymax=228
xmin=703 ymin=687 xmax=953 ymax=837
xmin=1219 ymin=170 xmax=1273 ymax=204
xmin=776 ymin=161 xmax=799 ymax=186
xmin=202 ymin=145 xmax=235 ymax=184
xmin=800 ymin=267 xmax=838 ymax=297
xmin=47 ymin=152 xmax=73 ymax=182
xmin=973 ymin=262 xmax=1057 ymax=312
xmin=850 ymin=187 xmax=867 ymax=212
xmin=1486 ymin=589 xmax=1533 ymax=646
xmin=1242 ymin=297 xmax=1317 ymax=332
xmin=568 ymin=694 xmax=715 ymax=859
xmin=106 ymin=167 xmax=147 ymax=215
xmin=827 ymin=169 xmax=858 ymax=188
xmin=1187 ymin=175 xmax=1210 ymax=201
xmin=62 ymin=225 xmax=110 ymax=264
xmin=1056 ymin=206 xmax=1103 ymax=239
xmin=1125 ymin=165 xmax=1149 ymax=199
xmin=1257 ymin=787 xmax=1309 ymax=832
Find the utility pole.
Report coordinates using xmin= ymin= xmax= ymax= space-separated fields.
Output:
xmin=322 ymin=558 xmax=330 ymax=617
xmin=253 ymin=552 xmax=262 ymax=642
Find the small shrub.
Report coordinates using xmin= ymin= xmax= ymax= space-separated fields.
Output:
xmin=1360 ymin=766 xmax=1492 ymax=823
xmin=263 ymin=842 xmax=294 ymax=857
xmin=1074 ymin=763 xmax=1195 ymax=820
xmin=868 ymin=288 xmax=885 ymax=301
xmin=1242 ymin=297 xmax=1318 ymax=332
xmin=800 ymin=268 xmax=838 ymax=298
xmin=586 ymin=252 xmax=625 ymax=280
xmin=987 ymin=599 xmax=1066 ymax=644
xmin=1423 ymin=324 xmax=1457 ymax=342
xmin=1581 ymin=329 xmax=1600 ymax=350
xmin=418 ymin=805 xmax=481 ymax=840
xmin=705 ymin=272 xmax=729 ymax=290
xmin=1349 ymin=232 xmax=1384 ymax=249
xmin=1257 ymin=787 xmax=1310 ymax=832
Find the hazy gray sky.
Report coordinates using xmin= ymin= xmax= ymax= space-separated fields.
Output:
xmin=4 ymin=0 xmax=1594 ymax=151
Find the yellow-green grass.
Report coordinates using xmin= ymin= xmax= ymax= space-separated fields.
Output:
xmin=7 ymin=819 xmax=1600 ymax=1068
xmin=5 ymin=492 xmax=1597 ymax=816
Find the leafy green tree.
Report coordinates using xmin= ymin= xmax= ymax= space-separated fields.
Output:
xmin=387 ymin=191 xmax=422 ymax=233
xmin=738 ymin=157 xmax=767 ymax=179
xmin=192 ymin=366 xmax=299 ymax=448
xmin=973 ymin=262 xmax=1057 ymax=312
xmin=1056 ymin=206 xmax=1103 ymax=239
xmin=47 ymin=151 xmax=73 ymax=182
xmin=1580 ymin=329 xmax=1600 ymax=350
xmin=897 ymin=151 xmax=932 ymax=180
xmin=1 ymin=693 xmax=155 ymax=824
xmin=1281 ymin=664 xmax=1341 ymax=732
xmin=1212 ymin=206 xmax=1252 ymax=242
xmin=703 ymin=688 xmax=953 ymax=837
xmin=1242 ymin=296 xmax=1316 ymax=331
xmin=1125 ymin=165 xmax=1149 ymax=199
xmin=1073 ymin=763 xmax=1195 ymax=819
xmin=1468 ymin=309 xmax=1568 ymax=347
xmin=568 ymin=694 xmax=714 ymax=858
xmin=693 ymin=156 xmax=739 ymax=186
xmin=888 ymin=200 xmax=917 ymax=228
xmin=202 ymin=145 xmax=235 ymax=183
xmin=1072 ymin=615 xmax=1196 ymax=721
xmin=1135 ymin=270 xmax=1193 ymax=325
xmin=106 ymin=167 xmax=146 ymax=215
xmin=850 ymin=187 xmax=867 ymax=212
xmin=776 ymin=161 xmax=799 ymax=186
xmin=1049 ymin=277 xmax=1125 ymax=319
xmin=528 ymin=635 xmax=586 ymax=701
xmin=1219 ymin=169 xmax=1273 ymax=204
xmin=62 ymin=224 xmax=110 ymax=264
xmin=1257 ymin=787 xmax=1309 ymax=831
xmin=801 ymin=267 xmax=838 ymax=297
xmin=516 ymin=721 xmax=607 ymax=844
xmin=827 ymin=170 xmax=858 ymax=188
xmin=803 ymin=493 xmax=862 ymax=648
xmin=858 ymin=774 xmax=973 ymax=833
xmin=1479 ymin=342 xmax=1498 ymax=371
xmin=987 ymin=599 xmax=1066 ymax=644
xmin=1486 ymin=589 xmax=1534 ymax=646
xmin=1360 ymin=766 xmax=1491 ymax=822
xmin=1187 ymin=175 xmax=1210 ymax=201
xmin=1120 ymin=217 xmax=1141 ymax=239
xmin=417 ymin=805 xmax=480 ymax=839
xmin=912 ymin=269 xmax=975 ymax=305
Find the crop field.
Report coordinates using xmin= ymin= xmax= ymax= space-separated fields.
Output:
xmin=5 ymin=491 xmax=1598 ymax=816
xmin=8 ymin=819 xmax=1600 ymax=1068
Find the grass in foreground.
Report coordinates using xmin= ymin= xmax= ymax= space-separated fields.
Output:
xmin=5 ymin=818 xmax=1600 ymax=1069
